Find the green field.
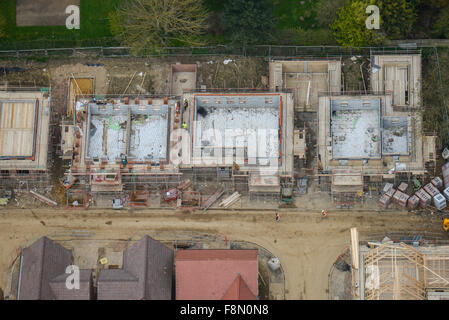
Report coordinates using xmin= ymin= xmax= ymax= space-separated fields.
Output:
xmin=0 ymin=0 xmax=122 ymax=46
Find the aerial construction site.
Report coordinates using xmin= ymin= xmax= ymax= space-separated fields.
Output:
xmin=0 ymin=47 xmax=448 ymax=301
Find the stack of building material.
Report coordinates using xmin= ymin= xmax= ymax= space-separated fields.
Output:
xmin=415 ymin=189 xmax=432 ymax=208
xmin=443 ymin=187 xmax=449 ymax=201
xmin=178 ymin=179 xmax=192 ymax=191
xmin=424 ymin=183 xmax=440 ymax=197
xmin=30 ymin=191 xmax=57 ymax=207
xmin=385 ymin=187 xmax=396 ymax=199
xmin=443 ymin=162 xmax=449 ymax=187
xmin=431 ymin=177 xmax=443 ymax=190
xmin=379 ymin=194 xmax=391 ymax=209
xmin=433 ymin=193 xmax=447 ymax=210
xmin=219 ymin=192 xmax=241 ymax=208
xmin=392 ymin=190 xmax=409 ymax=208
xmin=379 ymin=186 xmax=396 ymax=209
xmin=383 ymin=183 xmax=394 ymax=194
xmin=397 ymin=182 xmax=408 ymax=193
xmin=129 ymin=191 xmax=150 ymax=207
xmin=201 ymin=187 xmax=225 ymax=211
xmin=407 ymin=195 xmax=420 ymax=210
xmin=181 ymin=191 xmax=201 ymax=208
xmin=163 ymin=188 xmax=179 ymax=203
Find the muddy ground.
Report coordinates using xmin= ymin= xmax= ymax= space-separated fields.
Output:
xmin=0 ymin=56 xmax=268 ymax=114
xmin=0 ymin=208 xmax=446 ymax=300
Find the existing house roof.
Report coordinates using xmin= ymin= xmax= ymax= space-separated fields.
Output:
xmin=97 ymin=235 xmax=173 ymax=300
xmin=175 ymin=249 xmax=258 ymax=300
xmin=222 ymin=274 xmax=257 ymax=300
xmin=97 ymin=269 xmax=139 ymax=300
xmin=49 ymin=269 xmax=93 ymax=300
xmin=18 ymin=236 xmax=73 ymax=300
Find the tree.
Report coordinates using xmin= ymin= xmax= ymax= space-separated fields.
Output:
xmin=109 ymin=0 xmax=208 ymax=53
xmin=428 ymin=0 xmax=448 ymax=8
xmin=219 ymin=0 xmax=277 ymax=46
xmin=377 ymin=0 xmax=417 ymax=39
xmin=331 ymin=0 xmax=384 ymax=48
xmin=315 ymin=0 xmax=345 ymax=28
xmin=0 ymin=15 xmax=6 ymax=40
xmin=432 ymin=6 xmax=449 ymax=38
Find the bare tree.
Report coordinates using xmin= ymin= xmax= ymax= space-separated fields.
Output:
xmin=110 ymin=0 xmax=208 ymax=53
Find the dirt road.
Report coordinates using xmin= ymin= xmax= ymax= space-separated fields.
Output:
xmin=0 ymin=208 xmax=446 ymax=299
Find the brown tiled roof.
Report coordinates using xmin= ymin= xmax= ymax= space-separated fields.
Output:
xmin=176 ymin=249 xmax=258 ymax=300
xmin=97 ymin=235 xmax=173 ymax=300
xmin=222 ymin=274 xmax=257 ymax=300
xmin=97 ymin=269 xmax=139 ymax=300
xmin=18 ymin=236 xmax=73 ymax=300
xmin=49 ymin=269 xmax=93 ymax=300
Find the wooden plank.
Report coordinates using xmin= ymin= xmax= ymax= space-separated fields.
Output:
xmin=201 ymin=187 xmax=225 ymax=211
xmin=219 ymin=192 xmax=239 ymax=207
xmin=0 ymin=101 xmax=35 ymax=156
xmin=30 ymin=190 xmax=57 ymax=207
xmin=219 ymin=192 xmax=237 ymax=205
xmin=224 ymin=195 xmax=240 ymax=208
xmin=351 ymin=227 xmax=360 ymax=269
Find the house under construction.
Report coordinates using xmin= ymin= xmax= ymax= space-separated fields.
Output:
xmin=370 ymin=52 xmax=421 ymax=109
xmin=350 ymin=231 xmax=449 ymax=300
xmin=269 ymin=59 xmax=341 ymax=111
xmin=0 ymin=87 xmax=51 ymax=188
xmin=180 ymin=90 xmax=295 ymax=197
xmin=64 ymin=95 xmax=181 ymax=193
xmin=315 ymin=52 xmax=433 ymax=204
xmin=58 ymin=53 xmax=431 ymax=204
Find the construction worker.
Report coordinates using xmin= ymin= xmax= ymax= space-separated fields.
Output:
xmin=182 ymin=122 xmax=188 ymax=129
xmin=275 ymin=212 xmax=280 ymax=222
xmin=321 ymin=209 xmax=328 ymax=219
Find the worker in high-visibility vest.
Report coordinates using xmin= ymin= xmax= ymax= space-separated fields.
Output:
xmin=321 ymin=209 xmax=328 ymax=219
xmin=182 ymin=122 xmax=188 ymax=129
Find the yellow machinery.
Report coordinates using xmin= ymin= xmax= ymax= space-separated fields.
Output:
xmin=443 ymin=218 xmax=449 ymax=232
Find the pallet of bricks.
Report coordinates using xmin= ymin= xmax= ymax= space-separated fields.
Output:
xmin=407 ymin=194 xmax=419 ymax=210
xmin=379 ymin=185 xmax=396 ymax=209
xmin=432 ymin=176 xmax=446 ymax=210
xmin=392 ymin=189 xmax=409 ymax=209
xmin=424 ymin=180 xmax=446 ymax=210
xmin=415 ymin=188 xmax=432 ymax=209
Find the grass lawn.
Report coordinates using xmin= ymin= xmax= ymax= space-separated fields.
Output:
xmin=273 ymin=0 xmax=318 ymax=30
xmin=0 ymin=0 xmax=122 ymax=44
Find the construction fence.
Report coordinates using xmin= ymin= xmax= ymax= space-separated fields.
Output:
xmin=0 ymin=43 xmax=428 ymax=59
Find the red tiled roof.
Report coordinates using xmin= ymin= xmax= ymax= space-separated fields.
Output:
xmin=176 ymin=249 xmax=258 ymax=300
xmin=176 ymin=249 xmax=258 ymax=261
xmin=222 ymin=274 xmax=257 ymax=300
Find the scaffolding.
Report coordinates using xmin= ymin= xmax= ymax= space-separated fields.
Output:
xmin=361 ymin=242 xmax=449 ymax=300
xmin=0 ymin=87 xmax=55 ymax=192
